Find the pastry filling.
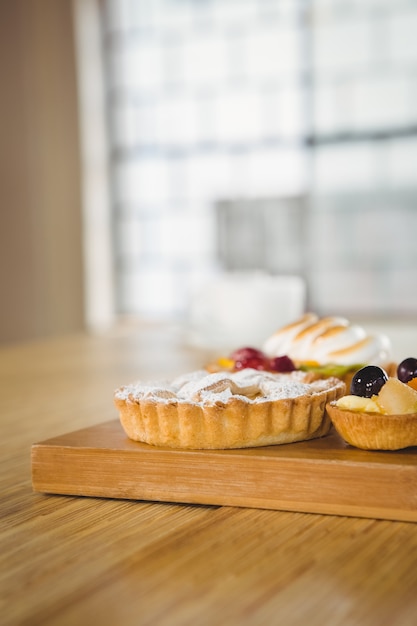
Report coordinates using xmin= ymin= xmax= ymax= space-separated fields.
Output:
xmin=116 ymin=368 xmax=339 ymax=407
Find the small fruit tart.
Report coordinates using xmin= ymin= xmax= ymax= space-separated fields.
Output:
xmin=326 ymin=360 xmax=417 ymax=450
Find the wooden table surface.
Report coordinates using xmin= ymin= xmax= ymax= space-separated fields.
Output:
xmin=2 ymin=321 xmax=417 ymax=626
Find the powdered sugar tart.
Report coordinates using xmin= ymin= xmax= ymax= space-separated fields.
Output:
xmin=114 ymin=369 xmax=345 ymax=449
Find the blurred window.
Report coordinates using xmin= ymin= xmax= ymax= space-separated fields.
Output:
xmin=102 ymin=0 xmax=417 ymax=320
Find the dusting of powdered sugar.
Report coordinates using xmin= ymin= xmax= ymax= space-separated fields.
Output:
xmin=114 ymin=368 xmax=337 ymax=406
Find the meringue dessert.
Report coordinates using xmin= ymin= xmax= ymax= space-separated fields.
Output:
xmin=262 ymin=313 xmax=395 ymax=384
xmin=114 ymin=368 xmax=345 ymax=449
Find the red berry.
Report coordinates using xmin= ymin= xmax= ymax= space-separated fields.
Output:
xmin=234 ymin=355 xmax=267 ymax=370
xmin=230 ymin=347 xmax=268 ymax=371
xmin=230 ymin=347 xmax=265 ymax=361
xmin=269 ymin=355 xmax=296 ymax=372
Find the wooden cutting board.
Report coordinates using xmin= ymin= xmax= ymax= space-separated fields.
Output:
xmin=31 ymin=420 xmax=417 ymax=522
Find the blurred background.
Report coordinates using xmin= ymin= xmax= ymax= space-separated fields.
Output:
xmin=1 ymin=0 xmax=417 ymax=346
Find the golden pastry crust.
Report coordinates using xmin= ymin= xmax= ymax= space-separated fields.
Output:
xmin=114 ymin=370 xmax=345 ymax=449
xmin=326 ymin=402 xmax=417 ymax=450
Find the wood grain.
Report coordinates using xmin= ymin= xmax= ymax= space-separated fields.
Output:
xmin=32 ymin=420 xmax=417 ymax=522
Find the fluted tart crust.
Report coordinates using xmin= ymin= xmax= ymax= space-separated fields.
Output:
xmin=326 ymin=402 xmax=417 ymax=450
xmin=114 ymin=369 xmax=345 ymax=449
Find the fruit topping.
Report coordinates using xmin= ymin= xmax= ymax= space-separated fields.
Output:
xmin=376 ymin=377 xmax=417 ymax=415
xmin=300 ymin=362 xmax=364 ymax=378
xmin=223 ymin=347 xmax=296 ymax=372
xmin=350 ymin=365 xmax=388 ymax=398
xmin=230 ymin=347 xmax=268 ymax=371
xmin=397 ymin=357 xmax=417 ymax=384
xmin=216 ymin=356 xmax=235 ymax=370
xmin=336 ymin=395 xmax=382 ymax=413
xmin=269 ymin=355 xmax=296 ymax=373
xmin=336 ymin=376 xmax=417 ymax=415
xmin=408 ymin=378 xmax=417 ymax=391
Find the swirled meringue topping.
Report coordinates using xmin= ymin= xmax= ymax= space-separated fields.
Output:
xmin=262 ymin=313 xmax=392 ymax=366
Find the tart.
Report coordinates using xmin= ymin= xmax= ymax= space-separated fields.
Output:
xmin=327 ymin=370 xmax=417 ymax=450
xmin=326 ymin=402 xmax=417 ymax=451
xmin=114 ymin=368 xmax=345 ymax=450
